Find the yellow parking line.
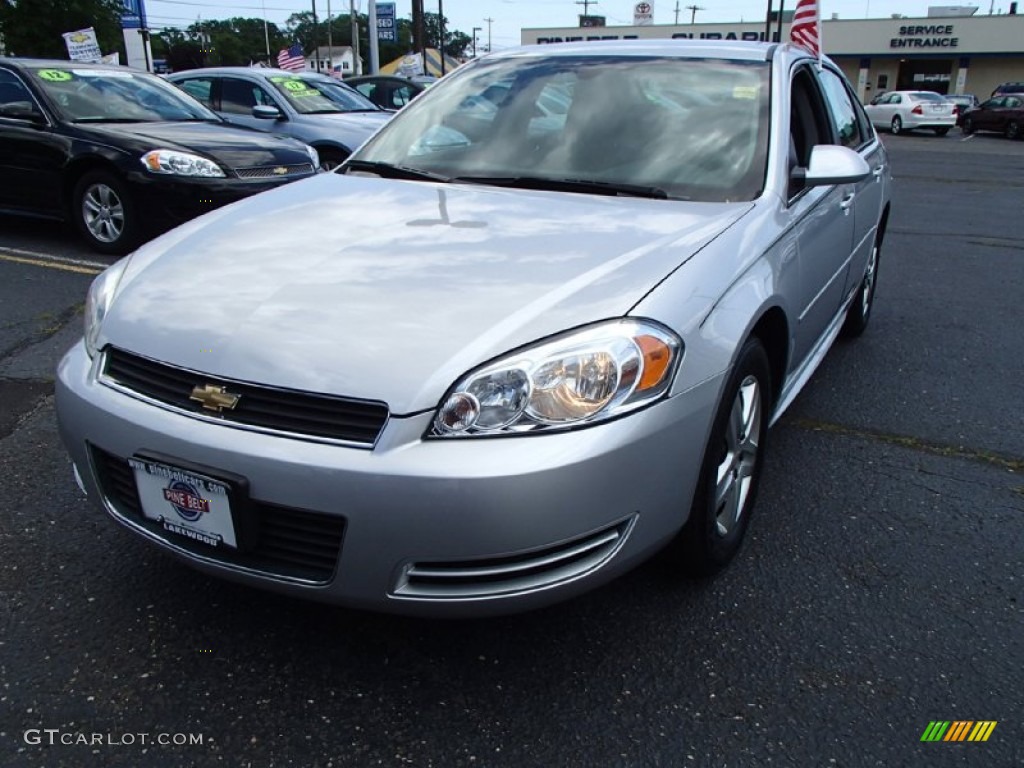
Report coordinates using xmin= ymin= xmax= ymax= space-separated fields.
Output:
xmin=0 ymin=252 xmax=102 ymax=275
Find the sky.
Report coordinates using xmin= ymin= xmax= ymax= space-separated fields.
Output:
xmin=141 ymin=1 xmax=1004 ymax=52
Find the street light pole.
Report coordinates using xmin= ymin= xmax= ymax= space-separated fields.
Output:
xmin=472 ymin=26 xmax=481 ymax=57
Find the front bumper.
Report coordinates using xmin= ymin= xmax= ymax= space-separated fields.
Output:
xmin=125 ymin=170 xmax=316 ymax=233
xmin=56 ymin=341 xmax=721 ymax=617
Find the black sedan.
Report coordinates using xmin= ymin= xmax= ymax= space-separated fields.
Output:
xmin=345 ymin=75 xmax=432 ymax=111
xmin=0 ymin=58 xmax=320 ymax=253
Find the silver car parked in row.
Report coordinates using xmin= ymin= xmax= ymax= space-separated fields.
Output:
xmin=57 ymin=41 xmax=890 ymax=616
xmin=167 ymin=67 xmax=392 ymax=169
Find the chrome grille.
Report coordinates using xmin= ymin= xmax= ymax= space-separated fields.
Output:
xmin=92 ymin=447 xmax=345 ymax=583
xmin=102 ymin=348 xmax=388 ymax=446
xmin=395 ymin=520 xmax=632 ymax=599
xmin=234 ymin=163 xmax=315 ymax=179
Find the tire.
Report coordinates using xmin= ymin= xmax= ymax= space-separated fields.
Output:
xmin=961 ymin=117 xmax=974 ymax=135
xmin=890 ymin=116 xmax=903 ymax=135
xmin=1007 ymin=121 xmax=1022 ymax=140
xmin=72 ymin=170 xmax=139 ymax=255
xmin=934 ymin=127 xmax=950 ymax=136
xmin=841 ymin=236 xmax=881 ymax=338
xmin=316 ymin=148 xmax=348 ymax=171
xmin=677 ymin=337 xmax=772 ymax=576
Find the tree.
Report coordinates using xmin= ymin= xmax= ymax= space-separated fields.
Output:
xmin=423 ymin=12 xmax=471 ymax=59
xmin=0 ymin=0 xmax=124 ymax=59
xmin=153 ymin=17 xmax=286 ymax=71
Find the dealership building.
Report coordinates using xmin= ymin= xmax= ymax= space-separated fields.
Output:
xmin=522 ymin=12 xmax=1024 ymax=102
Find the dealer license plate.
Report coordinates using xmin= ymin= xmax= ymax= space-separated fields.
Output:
xmin=129 ymin=458 xmax=237 ymax=549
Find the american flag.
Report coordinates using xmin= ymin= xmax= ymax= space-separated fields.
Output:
xmin=277 ymin=43 xmax=305 ymax=72
xmin=790 ymin=0 xmax=821 ymax=63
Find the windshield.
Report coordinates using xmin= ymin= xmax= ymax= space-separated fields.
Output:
xmin=912 ymin=92 xmax=948 ymax=102
xmin=351 ymin=55 xmax=770 ymax=203
xmin=267 ymin=75 xmax=379 ymax=114
xmin=26 ymin=66 xmax=218 ymax=123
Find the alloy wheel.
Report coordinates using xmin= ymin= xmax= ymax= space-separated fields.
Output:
xmin=713 ymin=375 xmax=762 ymax=537
xmin=82 ymin=182 xmax=125 ymax=244
xmin=861 ymin=244 xmax=878 ymax=318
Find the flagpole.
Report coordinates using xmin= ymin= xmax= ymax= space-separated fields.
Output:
xmin=262 ymin=0 xmax=270 ymax=55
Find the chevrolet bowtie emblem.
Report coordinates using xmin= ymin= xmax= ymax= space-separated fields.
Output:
xmin=272 ymin=166 xmax=289 ymax=175
xmin=189 ymin=384 xmax=241 ymax=412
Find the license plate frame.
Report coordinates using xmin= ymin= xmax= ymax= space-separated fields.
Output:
xmin=129 ymin=453 xmax=255 ymax=551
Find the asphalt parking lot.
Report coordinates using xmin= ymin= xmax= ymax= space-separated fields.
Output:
xmin=1 ymin=131 xmax=1022 ymax=767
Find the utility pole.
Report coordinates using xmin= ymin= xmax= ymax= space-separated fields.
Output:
xmin=311 ymin=1 xmax=319 ymax=71
xmin=575 ymin=0 xmax=596 ymax=18
xmin=483 ymin=16 xmax=494 ymax=53
xmin=439 ymin=0 xmax=445 ymax=75
xmin=327 ymin=0 xmax=333 ymax=73
xmin=350 ymin=0 xmax=360 ymax=75
xmin=472 ymin=26 xmax=481 ymax=57
xmin=674 ymin=1 xmax=681 ymax=24
xmin=685 ymin=4 xmax=704 ymax=23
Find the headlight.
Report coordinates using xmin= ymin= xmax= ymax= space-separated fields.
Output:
xmin=432 ymin=320 xmax=682 ymax=437
xmin=84 ymin=258 xmax=130 ymax=358
xmin=305 ymin=145 xmax=321 ymax=169
xmin=141 ymin=149 xmax=225 ymax=178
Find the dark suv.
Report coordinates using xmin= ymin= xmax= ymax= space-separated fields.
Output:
xmin=992 ymin=82 xmax=1024 ymax=97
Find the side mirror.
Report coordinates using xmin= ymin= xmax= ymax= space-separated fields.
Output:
xmin=252 ymin=105 xmax=283 ymax=120
xmin=793 ymin=145 xmax=870 ymax=188
xmin=0 ymin=101 xmax=45 ymax=124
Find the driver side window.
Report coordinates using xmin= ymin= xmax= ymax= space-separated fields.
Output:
xmin=789 ymin=66 xmax=832 ymax=198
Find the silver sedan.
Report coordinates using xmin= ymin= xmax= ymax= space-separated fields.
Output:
xmin=57 ymin=41 xmax=891 ymax=616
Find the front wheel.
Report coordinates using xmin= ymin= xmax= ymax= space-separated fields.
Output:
xmin=1007 ymin=121 xmax=1022 ymax=140
xmin=890 ymin=116 xmax=903 ymax=135
xmin=677 ymin=338 xmax=772 ymax=576
xmin=934 ymin=127 xmax=950 ymax=136
xmin=842 ymin=239 xmax=881 ymax=338
xmin=317 ymin=148 xmax=348 ymax=171
xmin=72 ymin=171 xmax=139 ymax=255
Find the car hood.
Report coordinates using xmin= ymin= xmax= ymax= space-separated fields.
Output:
xmin=77 ymin=121 xmax=312 ymax=169
xmin=308 ymin=110 xmax=391 ymax=138
xmin=102 ymin=174 xmax=751 ymax=414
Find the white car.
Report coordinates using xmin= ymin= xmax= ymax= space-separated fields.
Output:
xmin=864 ymin=90 xmax=956 ymax=136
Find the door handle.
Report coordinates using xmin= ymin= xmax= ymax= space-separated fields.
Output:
xmin=872 ymin=165 xmax=885 ymax=177
xmin=840 ymin=192 xmax=855 ymax=213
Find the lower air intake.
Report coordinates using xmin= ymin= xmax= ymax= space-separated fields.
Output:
xmin=394 ymin=519 xmax=632 ymax=599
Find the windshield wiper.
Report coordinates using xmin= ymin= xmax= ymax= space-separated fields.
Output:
xmin=450 ymin=175 xmax=670 ymax=199
xmin=343 ymin=160 xmax=450 ymax=182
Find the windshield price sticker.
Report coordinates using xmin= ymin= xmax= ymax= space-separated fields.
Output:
xmin=38 ymin=70 xmax=73 ymax=82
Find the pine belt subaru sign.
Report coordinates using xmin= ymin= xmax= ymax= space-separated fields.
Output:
xmin=377 ymin=3 xmax=396 ymax=42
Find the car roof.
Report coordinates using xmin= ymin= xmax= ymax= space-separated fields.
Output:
xmin=491 ymin=39 xmax=775 ymax=62
xmin=169 ymin=67 xmax=326 ymax=79
xmin=0 ymin=57 xmax=148 ymax=74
